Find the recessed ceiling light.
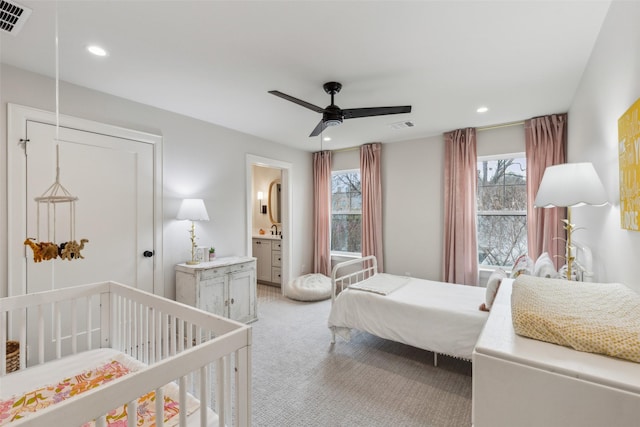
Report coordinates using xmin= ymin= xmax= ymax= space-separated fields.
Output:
xmin=87 ymin=45 xmax=108 ymax=57
xmin=323 ymin=136 xmax=331 ymax=141
xmin=477 ymin=106 xmax=489 ymax=113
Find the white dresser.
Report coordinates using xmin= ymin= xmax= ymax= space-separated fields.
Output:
xmin=175 ymin=256 xmax=257 ymax=324
xmin=252 ymin=237 xmax=281 ymax=286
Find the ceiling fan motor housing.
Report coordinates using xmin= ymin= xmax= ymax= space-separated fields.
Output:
xmin=323 ymin=105 xmax=343 ymax=126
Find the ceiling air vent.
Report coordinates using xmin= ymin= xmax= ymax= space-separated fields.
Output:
xmin=0 ymin=0 xmax=32 ymax=36
xmin=389 ymin=120 xmax=415 ymax=130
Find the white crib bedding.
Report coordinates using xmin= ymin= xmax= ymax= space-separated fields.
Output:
xmin=328 ymin=275 xmax=489 ymax=360
xmin=0 ymin=348 xmax=216 ymax=426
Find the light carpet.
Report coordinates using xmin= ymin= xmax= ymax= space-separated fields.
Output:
xmin=252 ymin=285 xmax=472 ymax=426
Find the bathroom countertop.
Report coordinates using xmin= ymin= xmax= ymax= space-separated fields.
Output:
xmin=252 ymin=234 xmax=282 ymax=240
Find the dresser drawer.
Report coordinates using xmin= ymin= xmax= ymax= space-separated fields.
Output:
xmin=227 ymin=260 xmax=255 ymax=274
xmin=200 ymin=266 xmax=228 ymax=281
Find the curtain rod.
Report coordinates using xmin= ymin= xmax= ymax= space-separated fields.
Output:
xmin=332 ymin=146 xmax=359 ymax=153
xmin=477 ymin=120 xmax=525 ymax=132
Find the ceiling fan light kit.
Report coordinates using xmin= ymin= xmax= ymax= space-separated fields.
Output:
xmin=269 ymin=81 xmax=412 ymax=137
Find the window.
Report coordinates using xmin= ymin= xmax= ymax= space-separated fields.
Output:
xmin=331 ymin=170 xmax=361 ymax=254
xmin=477 ymin=155 xmax=527 ymax=268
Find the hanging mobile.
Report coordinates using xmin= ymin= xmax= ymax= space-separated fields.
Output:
xmin=23 ymin=8 xmax=88 ymax=262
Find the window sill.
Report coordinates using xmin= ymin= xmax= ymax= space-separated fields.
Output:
xmin=330 ymin=252 xmax=361 ymax=260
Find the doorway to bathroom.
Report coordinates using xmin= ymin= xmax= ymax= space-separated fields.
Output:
xmin=246 ymin=155 xmax=292 ymax=295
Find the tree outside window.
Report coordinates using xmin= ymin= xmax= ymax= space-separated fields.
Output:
xmin=477 ymin=156 xmax=527 ymax=267
xmin=331 ymin=170 xmax=361 ymax=254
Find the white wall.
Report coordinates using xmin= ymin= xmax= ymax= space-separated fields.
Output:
xmin=568 ymin=1 xmax=640 ymax=292
xmin=0 ymin=64 xmax=313 ymax=299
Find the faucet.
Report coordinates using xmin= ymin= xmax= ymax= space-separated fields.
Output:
xmin=271 ymin=224 xmax=278 ymax=235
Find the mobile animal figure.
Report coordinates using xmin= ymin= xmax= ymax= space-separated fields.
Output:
xmin=60 ymin=238 xmax=89 ymax=260
xmin=24 ymin=238 xmax=44 ymax=262
xmin=39 ymin=242 xmax=59 ymax=260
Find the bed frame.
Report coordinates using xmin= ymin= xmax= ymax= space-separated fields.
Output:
xmin=0 ymin=281 xmax=252 ymax=426
xmin=330 ymin=256 xmax=487 ymax=366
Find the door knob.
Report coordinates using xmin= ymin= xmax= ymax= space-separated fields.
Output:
xmin=143 ymin=250 xmax=154 ymax=258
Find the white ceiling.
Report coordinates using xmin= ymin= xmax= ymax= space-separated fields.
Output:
xmin=1 ymin=1 xmax=611 ymax=152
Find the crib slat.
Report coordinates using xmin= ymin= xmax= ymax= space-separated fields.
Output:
xmin=0 ymin=312 xmax=6 ymax=375
xmin=95 ymin=414 xmax=107 ymax=427
xmin=71 ymin=298 xmax=78 ymax=354
xmin=38 ymin=305 xmax=45 ymax=364
xmin=19 ymin=308 xmax=27 ymax=369
xmin=179 ymin=375 xmax=188 ymax=426
xmin=200 ymin=365 xmax=208 ymax=427
xmin=236 ymin=346 xmax=251 ymax=427
xmin=87 ymin=295 xmax=93 ymax=349
xmin=127 ymin=400 xmax=137 ymax=427
xmin=216 ymin=357 xmax=225 ymax=427
xmin=224 ymin=355 xmax=232 ymax=425
xmin=155 ymin=386 xmax=165 ymax=427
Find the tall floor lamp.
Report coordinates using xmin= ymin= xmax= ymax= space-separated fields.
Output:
xmin=534 ymin=163 xmax=607 ymax=280
xmin=176 ymin=198 xmax=210 ymax=265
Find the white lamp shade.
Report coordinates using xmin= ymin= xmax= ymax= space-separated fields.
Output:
xmin=257 ymin=191 xmax=264 ymax=200
xmin=176 ymin=198 xmax=210 ymax=221
xmin=534 ymin=162 xmax=607 ymax=208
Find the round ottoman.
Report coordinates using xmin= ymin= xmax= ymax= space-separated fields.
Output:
xmin=286 ymin=273 xmax=332 ymax=302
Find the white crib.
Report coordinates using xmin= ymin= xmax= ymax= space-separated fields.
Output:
xmin=0 ymin=281 xmax=252 ymax=426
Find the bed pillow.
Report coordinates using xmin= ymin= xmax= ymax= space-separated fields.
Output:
xmin=533 ymin=252 xmax=558 ymax=278
xmin=510 ymin=254 xmax=533 ymax=278
xmin=480 ymin=268 xmax=507 ymax=312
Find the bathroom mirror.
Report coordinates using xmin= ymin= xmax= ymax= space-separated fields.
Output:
xmin=268 ymin=179 xmax=281 ymax=225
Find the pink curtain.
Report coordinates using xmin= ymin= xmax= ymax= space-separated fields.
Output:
xmin=525 ymin=113 xmax=567 ymax=269
xmin=313 ymin=150 xmax=332 ymax=276
xmin=360 ymin=143 xmax=384 ymax=272
xmin=442 ymin=128 xmax=478 ymax=286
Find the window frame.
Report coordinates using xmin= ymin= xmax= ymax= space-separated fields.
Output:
xmin=330 ymin=168 xmax=362 ymax=257
xmin=476 ymin=153 xmax=527 ymax=269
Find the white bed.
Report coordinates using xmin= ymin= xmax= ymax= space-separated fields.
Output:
xmin=0 ymin=281 xmax=251 ymax=426
xmin=328 ymin=256 xmax=488 ymax=362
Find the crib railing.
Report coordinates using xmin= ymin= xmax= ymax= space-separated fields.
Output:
xmin=0 ymin=281 xmax=252 ymax=427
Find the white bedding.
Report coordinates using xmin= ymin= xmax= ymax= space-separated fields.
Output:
xmin=328 ymin=274 xmax=489 ymax=360
xmin=0 ymin=348 xmax=216 ymax=426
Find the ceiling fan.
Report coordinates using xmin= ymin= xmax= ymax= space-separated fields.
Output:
xmin=269 ymin=82 xmax=412 ymax=137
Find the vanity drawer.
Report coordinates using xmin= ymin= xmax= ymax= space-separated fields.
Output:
xmin=272 ymin=267 xmax=281 ymax=283
xmin=271 ymin=240 xmax=282 ymax=251
xmin=272 ymin=251 xmax=282 ymax=267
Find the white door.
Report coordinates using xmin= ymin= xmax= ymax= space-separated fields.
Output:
xmin=25 ymin=121 xmax=155 ymax=294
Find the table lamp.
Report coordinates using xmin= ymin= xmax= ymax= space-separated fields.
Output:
xmin=176 ymin=198 xmax=209 ymax=265
xmin=534 ymin=162 xmax=607 ymax=280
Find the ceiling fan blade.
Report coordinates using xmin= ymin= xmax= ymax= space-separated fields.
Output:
xmin=342 ymin=106 xmax=412 ymax=119
xmin=268 ymin=90 xmax=325 ymax=113
xmin=309 ymin=120 xmax=328 ymax=137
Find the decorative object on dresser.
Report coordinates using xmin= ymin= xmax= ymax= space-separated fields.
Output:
xmin=252 ymin=237 xmax=281 ymax=286
xmin=209 ymin=246 xmax=216 ymax=260
xmin=176 ymin=256 xmax=257 ymax=323
xmin=176 ymin=198 xmax=209 ymax=265
xmin=534 ymin=162 xmax=607 ymax=280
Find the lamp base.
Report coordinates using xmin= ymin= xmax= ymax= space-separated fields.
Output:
xmin=185 ymin=260 xmax=200 ymax=265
